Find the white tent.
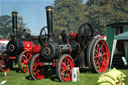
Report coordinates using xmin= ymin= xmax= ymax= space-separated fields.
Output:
xmin=109 ymin=31 xmax=128 ymax=69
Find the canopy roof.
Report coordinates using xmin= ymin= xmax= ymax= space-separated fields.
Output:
xmin=114 ymin=31 xmax=128 ymax=40
xmin=110 ymin=31 xmax=128 ymax=69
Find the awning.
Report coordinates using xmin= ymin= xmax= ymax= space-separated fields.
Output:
xmin=115 ymin=31 xmax=128 ymax=40
xmin=109 ymin=31 xmax=128 ymax=69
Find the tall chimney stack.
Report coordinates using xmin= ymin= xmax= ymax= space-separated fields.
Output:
xmin=12 ymin=11 xmax=18 ymax=39
xmin=45 ymin=6 xmax=54 ymax=41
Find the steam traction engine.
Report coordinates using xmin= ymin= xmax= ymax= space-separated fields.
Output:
xmin=0 ymin=12 xmax=40 ymax=73
xmin=29 ymin=6 xmax=110 ymax=82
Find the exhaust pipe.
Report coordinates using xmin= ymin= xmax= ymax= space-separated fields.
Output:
xmin=12 ymin=11 xmax=18 ymax=39
xmin=45 ymin=6 xmax=54 ymax=41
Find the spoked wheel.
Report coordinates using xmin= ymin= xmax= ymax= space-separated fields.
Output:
xmin=87 ymin=37 xmax=97 ymax=71
xmin=56 ymin=54 xmax=74 ymax=82
xmin=90 ymin=38 xmax=110 ymax=73
xmin=78 ymin=23 xmax=93 ymax=48
xmin=0 ymin=52 xmax=10 ymax=72
xmin=18 ymin=51 xmax=32 ymax=73
xmin=29 ymin=54 xmax=46 ymax=80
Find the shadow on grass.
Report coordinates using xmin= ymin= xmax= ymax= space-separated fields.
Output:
xmin=45 ymin=70 xmax=60 ymax=82
xmin=50 ymin=75 xmax=60 ymax=82
xmin=25 ymin=69 xmax=60 ymax=82
xmin=26 ymin=75 xmax=33 ymax=80
xmin=11 ymin=67 xmax=21 ymax=73
xmin=80 ymin=67 xmax=92 ymax=73
xmin=111 ymin=66 xmax=128 ymax=69
xmin=25 ymin=67 xmax=97 ymax=82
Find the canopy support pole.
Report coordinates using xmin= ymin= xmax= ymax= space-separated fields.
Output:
xmin=109 ymin=40 xmax=117 ymax=70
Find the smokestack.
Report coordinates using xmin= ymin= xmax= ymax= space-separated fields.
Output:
xmin=45 ymin=6 xmax=54 ymax=41
xmin=12 ymin=11 xmax=18 ymax=39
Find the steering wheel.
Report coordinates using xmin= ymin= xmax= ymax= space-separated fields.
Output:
xmin=78 ymin=23 xmax=94 ymax=48
xmin=39 ymin=26 xmax=48 ymax=45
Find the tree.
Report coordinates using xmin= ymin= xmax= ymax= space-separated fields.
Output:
xmin=52 ymin=0 xmax=128 ymax=34
xmin=0 ymin=15 xmax=12 ymax=38
xmin=0 ymin=15 xmax=31 ymax=39
xmin=53 ymin=0 xmax=85 ymax=33
xmin=84 ymin=0 xmax=128 ymax=34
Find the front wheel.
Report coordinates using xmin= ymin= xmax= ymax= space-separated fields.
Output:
xmin=29 ymin=54 xmax=47 ymax=80
xmin=0 ymin=52 xmax=10 ymax=72
xmin=56 ymin=54 xmax=74 ymax=82
xmin=18 ymin=51 xmax=33 ymax=73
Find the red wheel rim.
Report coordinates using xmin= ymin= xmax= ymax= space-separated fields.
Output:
xmin=21 ymin=52 xmax=32 ymax=73
xmin=59 ymin=56 xmax=74 ymax=82
xmin=32 ymin=55 xmax=45 ymax=79
xmin=94 ymin=40 xmax=109 ymax=72
xmin=0 ymin=55 xmax=10 ymax=72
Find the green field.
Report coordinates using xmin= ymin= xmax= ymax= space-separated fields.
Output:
xmin=0 ymin=67 xmax=128 ymax=85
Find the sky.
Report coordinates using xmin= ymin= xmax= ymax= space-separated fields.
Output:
xmin=0 ymin=0 xmax=87 ymax=34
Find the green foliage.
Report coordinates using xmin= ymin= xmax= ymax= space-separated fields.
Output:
xmin=0 ymin=15 xmax=12 ymax=38
xmin=53 ymin=0 xmax=128 ymax=34
xmin=53 ymin=0 xmax=85 ymax=33
xmin=0 ymin=15 xmax=31 ymax=39
xmin=84 ymin=0 xmax=128 ymax=34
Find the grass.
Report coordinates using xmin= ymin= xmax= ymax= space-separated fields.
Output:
xmin=0 ymin=67 xmax=128 ymax=85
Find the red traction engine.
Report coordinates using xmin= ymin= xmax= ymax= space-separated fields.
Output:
xmin=0 ymin=11 xmax=40 ymax=73
xmin=29 ymin=6 xmax=110 ymax=82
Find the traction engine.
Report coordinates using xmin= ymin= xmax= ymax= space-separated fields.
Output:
xmin=0 ymin=11 xmax=40 ymax=73
xmin=29 ymin=6 xmax=110 ymax=82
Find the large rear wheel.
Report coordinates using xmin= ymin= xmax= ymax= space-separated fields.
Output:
xmin=90 ymin=38 xmax=110 ymax=73
xmin=18 ymin=51 xmax=32 ymax=73
xmin=29 ymin=54 xmax=46 ymax=80
xmin=87 ymin=37 xmax=97 ymax=71
xmin=56 ymin=54 xmax=74 ymax=82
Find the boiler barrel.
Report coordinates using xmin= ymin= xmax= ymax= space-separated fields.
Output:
xmin=60 ymin=41 xmax=81 ymax=56
xmin=6 ymin=40 xmax=24 ymax=56
xmin=32 ymin=42 xmax=40 ymax=53
xmin=6 ymin=40 xmax=40 ymax=56
xmin=40 ymin=41 xmax=81 ymax=60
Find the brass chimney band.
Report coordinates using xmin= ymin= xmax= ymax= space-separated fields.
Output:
xmin=46 ymin=6 xmax=53 ymax=11
xmin=12 ymin=11 xmax=18 ymax=15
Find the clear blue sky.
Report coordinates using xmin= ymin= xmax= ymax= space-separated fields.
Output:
xmin=0 ymin=0 xmax=87 ymax=34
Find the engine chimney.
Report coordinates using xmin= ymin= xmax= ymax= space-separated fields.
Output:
xmin=12 ymin=11 xmax=18 ymax=39
xmin=45 ymin=6 xmax=54 ymax=41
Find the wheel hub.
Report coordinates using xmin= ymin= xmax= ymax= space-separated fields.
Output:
xmin=67 ymin=67 xmax=70 ymax=71
xmin=99 ymin=53 xmax=103 ymax=59
xmin=23 ymin=60 xmax=28 ymax=64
